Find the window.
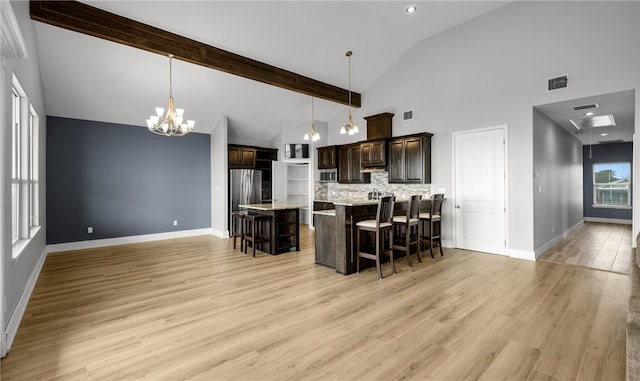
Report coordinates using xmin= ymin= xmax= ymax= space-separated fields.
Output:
xmin=11 ymin=87 xmax=20 ymax=244
xmin=593 ymin=162 xmax=631 ymax=208
xmin=11 ymin=75 xmax=40 ymax=257
xmin=29 ymin=106 xmax=39 ymax=229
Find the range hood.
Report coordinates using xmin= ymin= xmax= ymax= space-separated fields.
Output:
xmin=361 ymin=112 xmax=394 ymax=171
xmin=364 ymin=112 xmax=393 ymax=140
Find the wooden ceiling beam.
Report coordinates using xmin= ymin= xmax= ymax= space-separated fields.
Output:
xmin=30 ymin=0 xmax=361 ymax=107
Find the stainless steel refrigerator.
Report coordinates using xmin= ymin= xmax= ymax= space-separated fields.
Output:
xmin=229 ymin=169 xmax=264 ymax=230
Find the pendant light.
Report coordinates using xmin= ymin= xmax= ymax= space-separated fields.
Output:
xmin=146 ymin=54 xmax=195 ymax=137
xmin=340 ymin=51 xmax=359 ymax=136
xmin=304 ymin=96 xmax=320 ymax=141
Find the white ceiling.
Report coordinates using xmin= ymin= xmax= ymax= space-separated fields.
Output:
xmin=33 ymin=1 xmax=510 ymax=142
xmin=535 ymin=89 xmax=635 ymax=146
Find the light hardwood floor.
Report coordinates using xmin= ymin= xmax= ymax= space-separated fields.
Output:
xmin=538 ymin=222 xmax=633 ymax=275
xmin=1 ymin=226 xmax=629 ymax=380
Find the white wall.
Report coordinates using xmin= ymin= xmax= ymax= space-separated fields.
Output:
xmin=327 ymin=1 xmax=640 ymax=254
xmin=532 ymin=108 xmax=583 ymax=254
xmin=211 ymin=115 xmax=228 ymax=237
xmin=635 ymin=4 xmax=640 ymax=245
xmin=2 ymin=0 xmax=47 ymax=355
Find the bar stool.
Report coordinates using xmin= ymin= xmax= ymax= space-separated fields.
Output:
xmin=230 ymin=210 xmax=247 ymax=251
xmin=243 ymin=214 xmax=271 ymax=257
xmin=419 ymin=194 xmax=445 ymax=258
xmin=392 ymin=194 xmax=422 ymax=267
xmin=356 ymin=195 xmax=395 ymax=279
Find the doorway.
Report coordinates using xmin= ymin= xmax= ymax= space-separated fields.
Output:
xmin=533 ymin=90 xmax=635 ymax=267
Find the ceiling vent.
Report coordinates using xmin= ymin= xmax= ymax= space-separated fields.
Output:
xmin=547 ymin=74 xmax=569 ymax=91
xmin=598 ymin=139 xmax=624 ymax=144
xmin=573 ymin=103 xmax=599 ymax=111
xmin=403 ymin=110 xmax=413 ymax=121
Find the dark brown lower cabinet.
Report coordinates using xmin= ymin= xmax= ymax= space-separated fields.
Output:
xmin=246 ymin=208 xmax=300 ymax=254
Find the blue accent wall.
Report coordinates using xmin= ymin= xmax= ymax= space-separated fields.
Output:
xmin=583 ymin=142 xmax=632 ymax=220
xmin=46 ymin=117 xmax=211 ymax=244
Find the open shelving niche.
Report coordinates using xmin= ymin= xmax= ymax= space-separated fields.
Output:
xmin=286 ymin=163 xmax=311 ymax=225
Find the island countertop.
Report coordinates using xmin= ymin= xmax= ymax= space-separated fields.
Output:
xmin=239 ymin=203 xmax=307 ymax=211
xmin=315 ymin=198 xmax=411 ymax=207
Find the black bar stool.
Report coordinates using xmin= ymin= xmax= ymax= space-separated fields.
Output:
xmin=231 ymin=210 xmax=247 ymax=251
xmin=356 ymin=195 xmax=395 ymax=279
xmin=392 ymin=194 xmax=422 ymax=267
xmin=419 ymin=194 xmax=445 ymax=258
xmin=243 ymin=214 xmax=271 ymax=257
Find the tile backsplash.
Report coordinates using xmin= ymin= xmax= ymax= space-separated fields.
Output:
xmin=315 ymin=172 xmax=431 ymax=201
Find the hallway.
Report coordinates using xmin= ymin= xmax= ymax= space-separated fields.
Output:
xmin=538 ymin=222 xmax=633 ymax=274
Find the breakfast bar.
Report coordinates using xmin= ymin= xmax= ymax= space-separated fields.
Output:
xmin=313 ymin=198 xmax=432 ymax=274
xmin=239 ymin=203 xmax=304 ymax=254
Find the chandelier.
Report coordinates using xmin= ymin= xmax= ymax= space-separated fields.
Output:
xmin=146 ymin=54 xmax=195 ymax=136
xmin=340 ymin=50 xmax=359 ymax=136
xmin=303 ymin=96 xmax=320 ymax=141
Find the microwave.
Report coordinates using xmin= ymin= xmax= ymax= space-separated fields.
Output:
xmin=320 ymin=171 xmax=336 ymax=182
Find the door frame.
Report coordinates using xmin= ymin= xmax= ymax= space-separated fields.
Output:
xmin=451 ymin=124 xmax=509 ymax=254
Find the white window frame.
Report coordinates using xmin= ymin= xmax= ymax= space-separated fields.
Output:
xmin=11 ymin=84 xmax=21 ymax=246
xmin=592 ymin=161 xmax=632 ymax=209
xmin=29 ymin=105 xmax=39 ymax=232
xmin=11 ymin=74 xmax=40 ymax=258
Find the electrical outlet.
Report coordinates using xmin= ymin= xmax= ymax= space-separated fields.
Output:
xmin=87 ymin=226 xmax=93 ymax=234
xmin=173 ymin=220 xmax=178 ymax=226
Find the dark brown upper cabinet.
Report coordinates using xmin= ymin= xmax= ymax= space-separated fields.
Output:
xmin=361 ymin=139 xmax=387 ymax=168
xmin=317 ymin=146 xmax=338 ymax=169
xmin=228 ymin=145 xmax=277 ymax=170
xmin=388 ymin=133 xmax=432 ymax=184
xmin=364 ymin=112 xmax=393 ymax=140
xmin=338 ymin=144 xmax=371 ymax=184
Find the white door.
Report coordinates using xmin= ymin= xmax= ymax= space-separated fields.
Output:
xmin=454 ymin=127 xmax=507 ymax=255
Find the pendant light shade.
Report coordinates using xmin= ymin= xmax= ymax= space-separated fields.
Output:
xmin=304 ymin=96 xmax=320 ymax=142
xmin=340 ymin=50 xmax=359 ymax=136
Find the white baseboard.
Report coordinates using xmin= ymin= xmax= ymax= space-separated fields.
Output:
xmin=584 ymin=217 xmax=632 ymax=225
xmin=211 ymin=228 xmax=228 ymax=238
xmin=47 ymin=228 xmax=213 ymax=253
xmin=4 ymin=247 xmax=47 ymax=355
xmin=509 ymin=249 xmax=536 ymax=261
xmin=533 ymin=221 xmax=584 ymax=259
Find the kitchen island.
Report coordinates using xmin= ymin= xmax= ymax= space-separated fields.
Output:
xmin=313 ymin=198 xmax=431 ymax=274
xmin=239 ymin=203 xmax=304 ymax=254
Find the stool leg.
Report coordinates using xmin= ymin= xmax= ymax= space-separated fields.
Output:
xmin=415 ymin=224 xmax=423 ymax=263
xmin=429 ymin=221 xmax=434 ymax=259
xmin=240 ymin=217 xmax=244 ymax=252
xmin=356 ymin=227 xmax=361 ymax=273
xmin=376 ymin=231 xmax=383 ymax=279
xmin=244 ymin=219 xmax=249 ymax=255
xmin=389 ymin=228 xmax=395 ymax=274
xmin=253 ymin=219 xmax=257 ymax=258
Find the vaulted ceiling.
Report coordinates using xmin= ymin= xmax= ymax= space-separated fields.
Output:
xmin=32 ymin=1 xmax=510 ymax=142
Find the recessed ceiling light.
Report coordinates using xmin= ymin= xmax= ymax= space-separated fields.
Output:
xmin=601 ymin=133 xmax=608 ymax=136
xmin=584 ymin=111 xmax=595 ymax=116
xmin=406 ymin=5 xmax=417 ymax=14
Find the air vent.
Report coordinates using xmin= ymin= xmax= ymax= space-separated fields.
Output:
xmin=573 ymin=103 xmax=599 ymax=111
xmin=403 ymin=110 xmax=413 ymax=120
xmin=598 ymin=139 xmax=624 ymax=144
xmin=547 ymin=74 xmax=569 ymax=91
